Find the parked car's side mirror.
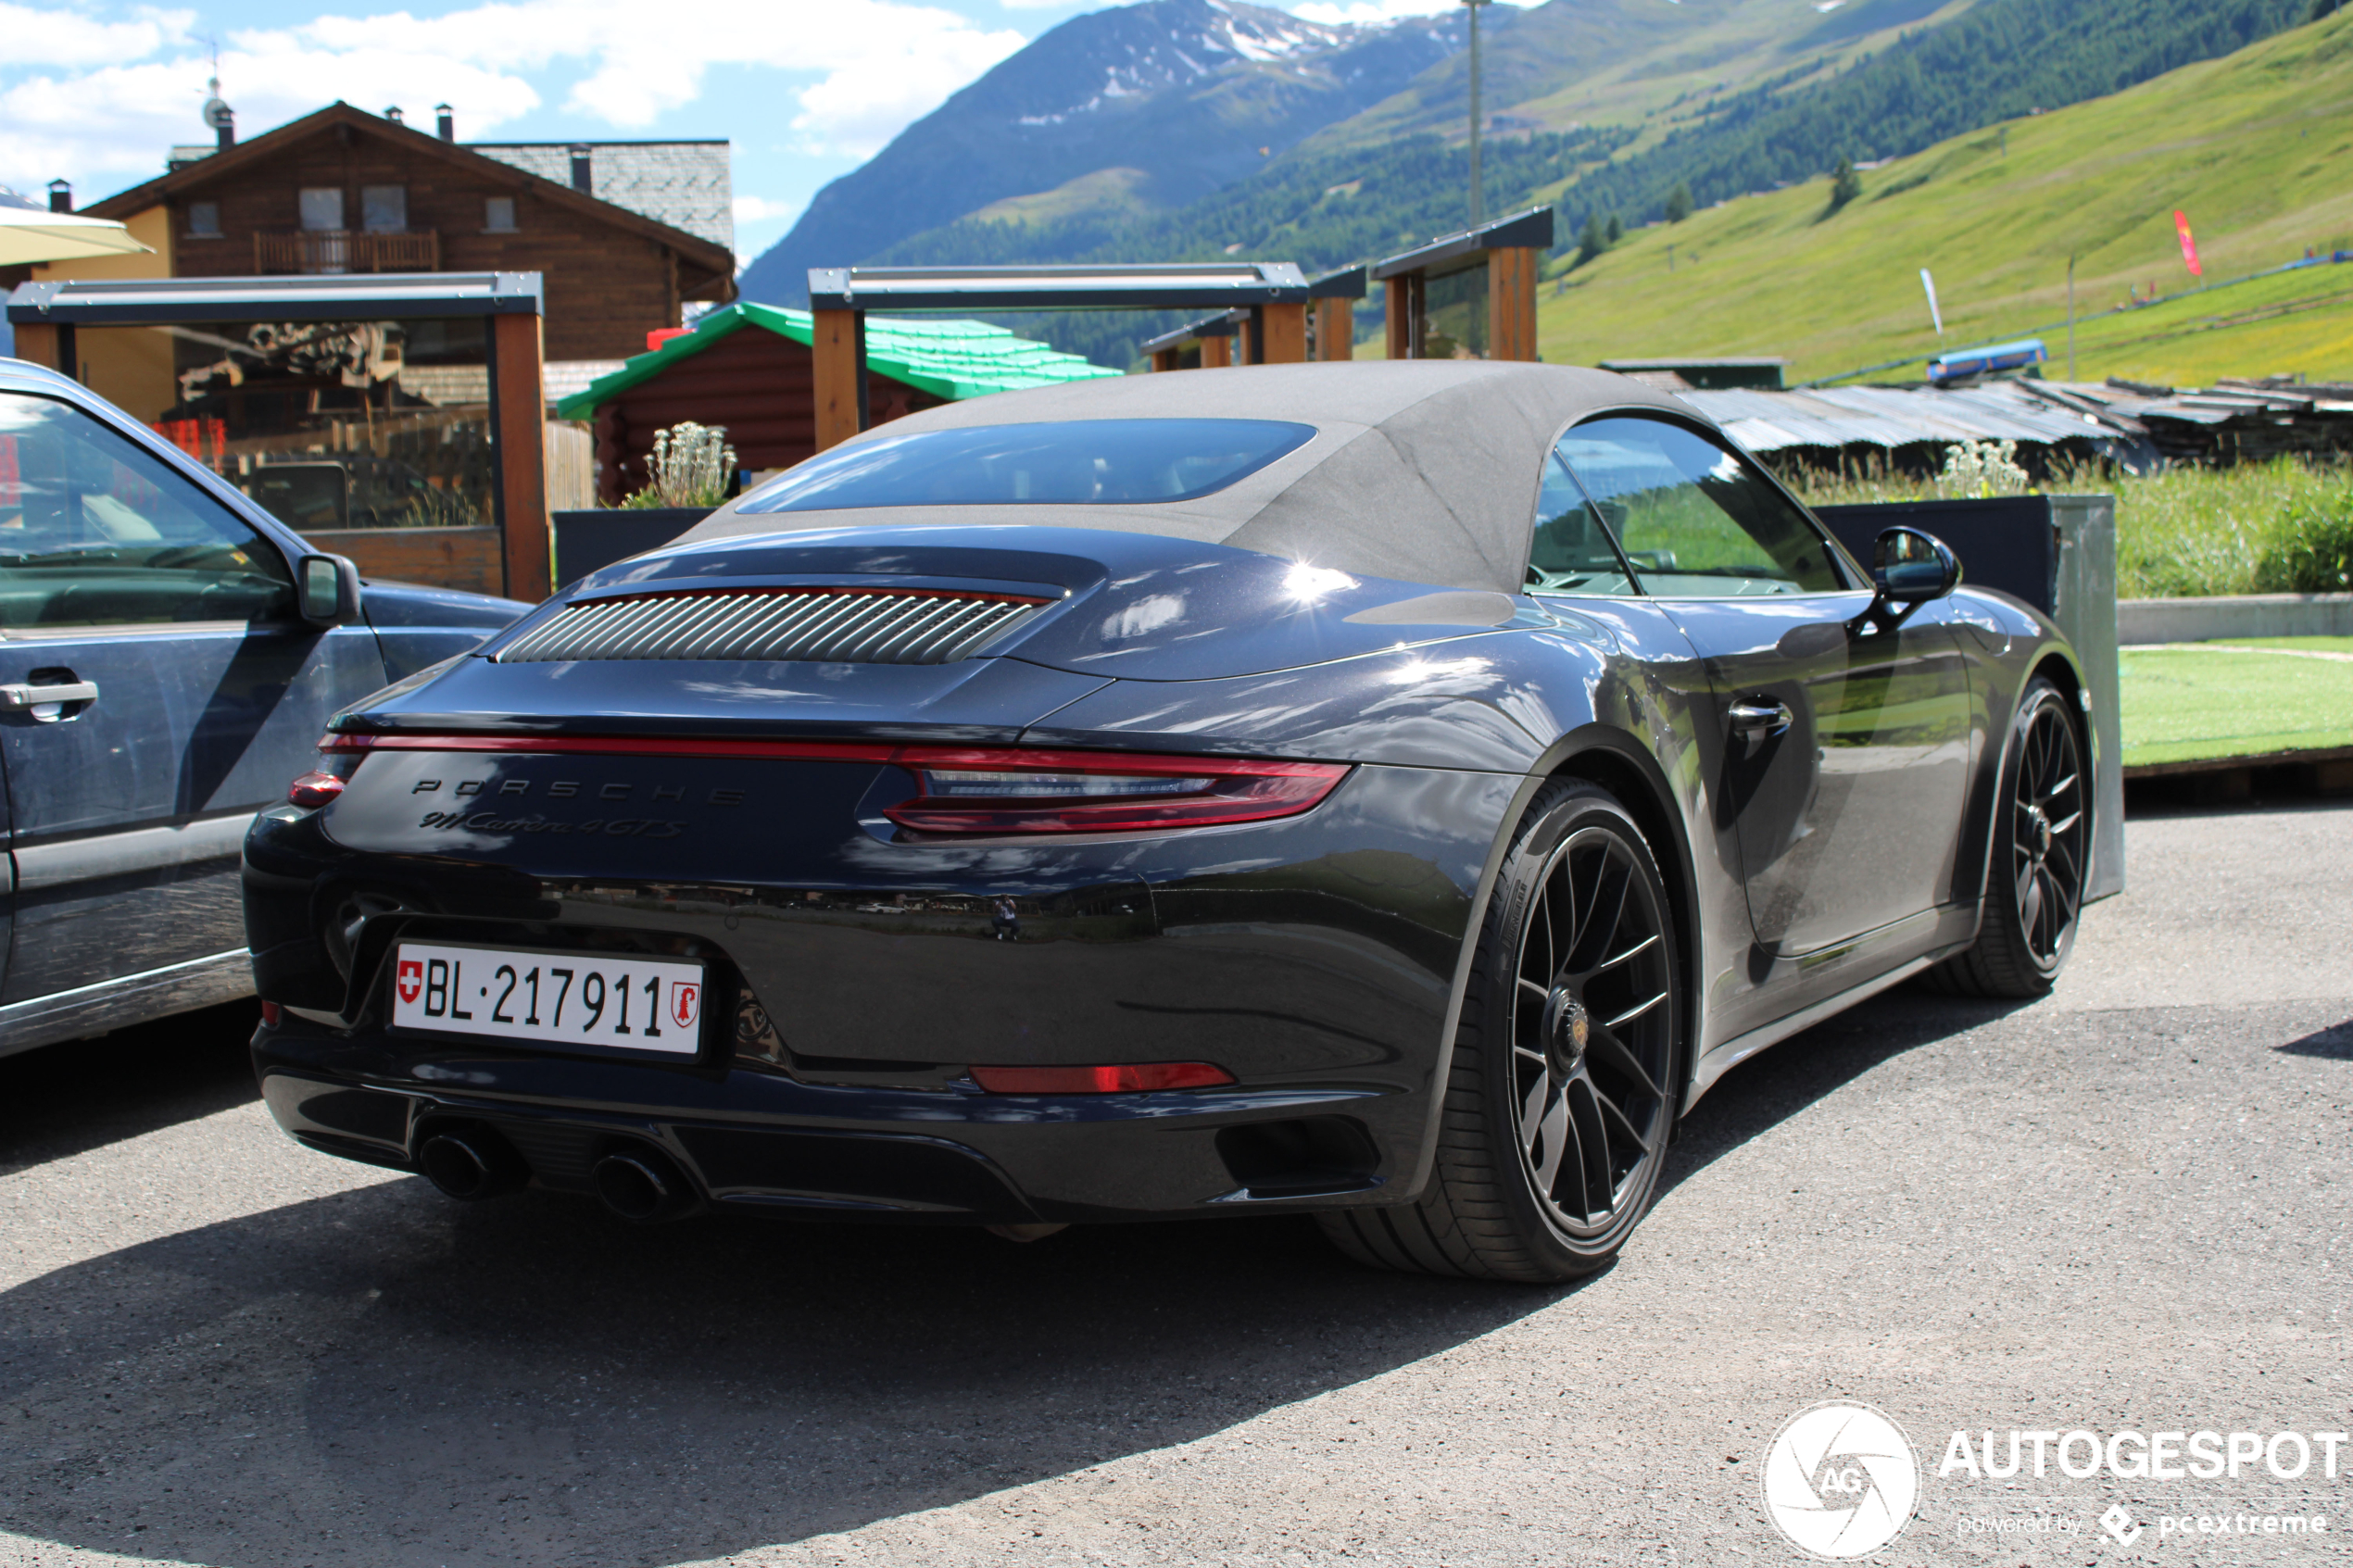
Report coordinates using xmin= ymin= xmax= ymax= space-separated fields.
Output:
xmin=1853 ymin=527 xmax=1959 ymax=634
xmin=296 ymin=553 xmax=364 ymax=627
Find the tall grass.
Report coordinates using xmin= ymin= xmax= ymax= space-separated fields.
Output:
xmin=1778 ymin=453 xmax=2353 ymax=597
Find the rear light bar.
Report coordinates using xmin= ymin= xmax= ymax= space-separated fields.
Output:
xmin=970 ymin=1061 xmax=1235 ymax=1094
xmin=314 ymin=732 xmax=1349 ymax=836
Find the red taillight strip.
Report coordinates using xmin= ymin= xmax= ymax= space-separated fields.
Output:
xmin=320 ymin=732 xmax=900 ymax=764
xmin=315 ymin=733 xmax=1351 ymax=834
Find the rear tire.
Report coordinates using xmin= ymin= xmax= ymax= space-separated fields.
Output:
xmin=1926 ymin=676 xmax=2088 ymax=998
xmin=1318 ymin=779 xmax=1683 ymax=1283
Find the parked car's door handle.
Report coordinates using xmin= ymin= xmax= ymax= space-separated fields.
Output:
xmin=0 ymin=680 xmax=100 ymax=709
xmin=1728 ymin=699 xmax=1792 ymax=738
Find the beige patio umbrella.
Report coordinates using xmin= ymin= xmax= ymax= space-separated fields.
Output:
xmin=0 ymin=185 xmax=153 ymax=267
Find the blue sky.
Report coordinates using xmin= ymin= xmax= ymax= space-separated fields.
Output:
xmin=1 ymin=0 xmax=1459 ymax=266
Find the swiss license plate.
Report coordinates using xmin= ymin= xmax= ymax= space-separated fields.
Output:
xmin=391 ymin=941 xmax=706 ymax=1056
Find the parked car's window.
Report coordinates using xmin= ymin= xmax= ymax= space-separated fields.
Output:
xmin=1527 ymin=452 xmax=1636 ymax=596
xmin=0 ymin=392 xmax=296 ymax=627
xmin=736 ymin=419 xmax=1316 ymax=512
xmin=1555 ymin=416 xmax=1845 ymax=596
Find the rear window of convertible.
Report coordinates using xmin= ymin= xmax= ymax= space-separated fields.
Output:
xmin=736 ymin=419 xmax=1316 ymax=512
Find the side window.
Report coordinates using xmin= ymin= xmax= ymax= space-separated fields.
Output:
xmin=1555 ymin=415 xmax=1847 ymax=596
xmin=0 ymin=393 xmax=297 ymax=628
xmin=1527 ymin=452 xmax=1635 ymax=596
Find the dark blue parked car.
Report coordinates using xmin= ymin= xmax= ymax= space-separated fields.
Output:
xmin=0 ymin=357 xmax=526 ymax=1057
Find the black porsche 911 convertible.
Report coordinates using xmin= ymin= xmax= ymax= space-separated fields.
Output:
xmin=245 ymin=361 xmax=2101 ymax=1282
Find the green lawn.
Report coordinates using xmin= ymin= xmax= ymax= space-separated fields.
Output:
xmin=2120 ymin=642 xmax=2353 ymax=766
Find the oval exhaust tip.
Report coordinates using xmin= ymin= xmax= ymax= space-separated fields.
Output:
xmin=420 ymin=1132 xmax=522 ymax=1201
xmin=593 ymin=1149 xmax=690 ymax=1222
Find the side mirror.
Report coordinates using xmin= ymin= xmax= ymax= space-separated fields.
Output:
xmin=296 ymin=553 xmax=363 ymax=627
xmin=1853 ymin=527 xmax=1958 ymax=633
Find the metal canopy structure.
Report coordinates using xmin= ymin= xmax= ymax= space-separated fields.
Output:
xmin=807 ymin=263 xmax=1307 ymax=313
xmin=6 ymin=270 xmax=553 ymax=600
xmin=802 ymin=263 xmax=1315 ymax=451
xmin=6 ymin=271 xmax=546 ymax=324
xmin=1372 ymin=207 xmax=1552 ymax=363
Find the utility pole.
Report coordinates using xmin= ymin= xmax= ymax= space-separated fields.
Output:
xmin=1465 ymin=0 xmax=1490 ymax=227
xmin=2066 ymin=253 xmax=2078 ymax=381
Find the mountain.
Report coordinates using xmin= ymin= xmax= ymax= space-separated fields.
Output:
xmin=736 ymin=0 xmax=1465 ymax=306
xmin=1533 ymin=3 xmax=2353 ymax=385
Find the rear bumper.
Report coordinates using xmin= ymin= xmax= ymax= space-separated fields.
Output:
xmin=244 ymin=758 xmax=1523 ymax=1221
xmin=257 ymin=1025 xmax=1405 ymax=1223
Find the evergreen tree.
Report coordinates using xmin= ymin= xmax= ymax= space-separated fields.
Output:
xmin=1665 ymin=182 xmax=1694 ymax=223
xmin=1826 ymin=155 xmax=1864 ymax=214
xmin=1605 ymin=213 xmax=1624 ymax=244
xmin=1577 ymin=211 xmax=1607 ymax=265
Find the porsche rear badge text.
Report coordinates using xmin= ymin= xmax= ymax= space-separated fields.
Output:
xmin=417 ymin=811 xmax=689 ymax=837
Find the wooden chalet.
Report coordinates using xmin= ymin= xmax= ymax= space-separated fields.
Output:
xmin=55 ymin=102 xmax=735 ymax=364
xmin=559 ymin=304 xmax=1117 ymax=503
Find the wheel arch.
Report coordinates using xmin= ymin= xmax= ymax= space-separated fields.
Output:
xmin=1538 ymin=727 xmax=1706 ymax=1120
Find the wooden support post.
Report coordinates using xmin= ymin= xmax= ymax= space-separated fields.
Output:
xmin=1488 ymin=245 xmax=1539 ymax=361
xmin=1259 ymin=301 xmax=1307 ymax=363
xmin=812 ymin=307 xmax=864 ymax=452
xmin=1200 ymin=332 xmax=1233 ymax=370
xmin=1315 ymin=297 xmax=1354 ymax=361
xmin=12 ymin=322 xmax=60 ymax=374
xmin=491 ymin=311 xmax=550 ymax=601
xmin=1151 ymin=347 xmax=1177 ymax=372
xmin=1385 ymin=276 xmax=1416 ymax=359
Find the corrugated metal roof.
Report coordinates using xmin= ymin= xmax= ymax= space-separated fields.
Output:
xmin=554 ymin=302 xmax=1120 ymax=420
xmin=469 ymin=141 xmax=732 ymax=252
xmin=1671 ymin=382 xmax=2110 ymax=454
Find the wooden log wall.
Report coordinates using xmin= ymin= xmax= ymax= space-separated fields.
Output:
xmin=589 ymin=327 xmax=941 ymax=501
xmin=120 ymin=122 xmax=724 ymax=361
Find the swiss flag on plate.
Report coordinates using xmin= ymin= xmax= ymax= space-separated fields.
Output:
xmin=396 ymin=960 xmax=423 ymax=1005
xmin=670 ymin=981 xmax=701 ymax=1030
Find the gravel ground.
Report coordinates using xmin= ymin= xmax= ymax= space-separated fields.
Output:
xmin=1 ymin=797 xmax=2347 ymax=1568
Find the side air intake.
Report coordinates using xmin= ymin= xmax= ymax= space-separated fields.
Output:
xmin=494 ymin=587 xmax=1050 ymax=666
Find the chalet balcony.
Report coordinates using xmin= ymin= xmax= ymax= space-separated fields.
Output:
xmin=255 ymin=230 xmax=442 ymax=274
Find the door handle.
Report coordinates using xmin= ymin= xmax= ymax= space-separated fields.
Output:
xmin=0 ymin=681 xmax=100 ymax=709
xmin=1728 ymin=699 xmax=1791 ymax=738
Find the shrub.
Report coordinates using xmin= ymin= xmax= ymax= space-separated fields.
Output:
xmin=623 ymin=420 xmax=736 ymax=509
xmin=2256 ymin=488 xmax=2353 ymax=591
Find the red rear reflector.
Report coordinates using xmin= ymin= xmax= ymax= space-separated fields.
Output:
xmin=259 ymin=1000 xmax=283 ymax=1026
xmin=287 ymin=771 xmax=346 ymax=808
xmin=970 ymin=1061 xmax=1235 ymax=1095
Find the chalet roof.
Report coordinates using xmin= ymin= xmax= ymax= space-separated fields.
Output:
xmin=468 ymin=142 xmax=731 ymax=251
xmin=82 ymin=103 xmax=734 ymax=280
xmin=555 ymin=302 xmax=1119 ymax=420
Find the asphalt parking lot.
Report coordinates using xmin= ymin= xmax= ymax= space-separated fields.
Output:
xmin=2 ymin=797 xmax=2347 ymax=1568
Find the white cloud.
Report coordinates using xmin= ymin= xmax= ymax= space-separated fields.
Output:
xmin=0 ymin=1 xmax=192 ymax=66
xmin=731 ymin=194 xmax=798 ymax=222
xmin=1 ymin=0 xmax=1025 ymax=190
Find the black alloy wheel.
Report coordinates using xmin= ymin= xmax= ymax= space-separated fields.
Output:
xmin=1319 ymin=779 xmax=1681 ymax=1283
xmin=1928 ymin=676 xmax=2088 ymax=998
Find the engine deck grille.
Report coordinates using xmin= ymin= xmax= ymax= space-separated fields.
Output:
xmin=495 ymin=587 xmax=1049 ymax=666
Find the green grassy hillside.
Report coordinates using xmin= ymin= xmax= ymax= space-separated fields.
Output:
xmin=1537 ymin=6 xmax=2353 ymax=383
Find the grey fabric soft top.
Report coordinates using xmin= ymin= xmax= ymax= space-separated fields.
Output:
xmin=682 ymin=360 xmax=1692 ymax=596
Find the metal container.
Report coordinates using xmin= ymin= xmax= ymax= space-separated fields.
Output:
xmin=1816 ymin=495 xmax=2122 ymax=901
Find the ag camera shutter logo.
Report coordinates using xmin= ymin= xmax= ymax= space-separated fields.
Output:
xmin=1762 ymin=1401 xmax=1919 ymax=1560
